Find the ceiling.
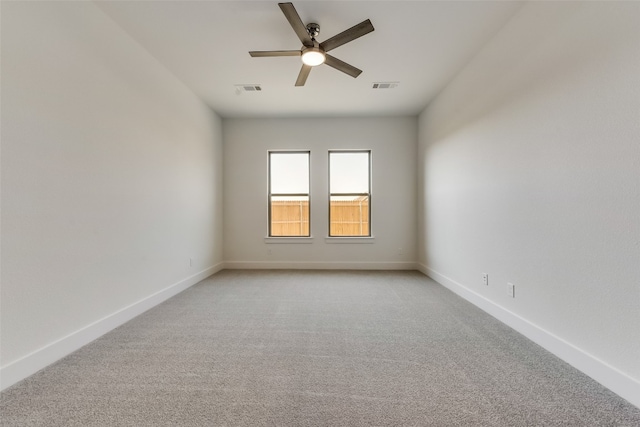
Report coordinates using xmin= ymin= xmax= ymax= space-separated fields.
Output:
xmin=96 ymin=1 xmax=524 ymax=118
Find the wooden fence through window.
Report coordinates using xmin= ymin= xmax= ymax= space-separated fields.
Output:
xmin=329 ymin=197 xmax=369 ymax=236
xmin=271 ymin=200 xmax=310 ymax=236
xmin=270 ymin=197 xmax=369 ymax=236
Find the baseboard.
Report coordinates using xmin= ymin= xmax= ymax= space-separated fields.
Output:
xmin=223 ymin=261 xmax=418 ymax=270
xmin=416 ymin=263 xmax=640 ymax=409
xmin=0 ymin=262 xmax=224 ymax=391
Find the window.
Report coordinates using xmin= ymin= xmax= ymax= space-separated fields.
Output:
xmin=329 ymin=150 xmax=371 ymax=237
xmin=268 ymin=151 xmax=310 ymax=237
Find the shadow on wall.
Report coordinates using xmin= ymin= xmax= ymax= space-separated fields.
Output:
xmin=427 ymin=1 xmax=627 ymax=144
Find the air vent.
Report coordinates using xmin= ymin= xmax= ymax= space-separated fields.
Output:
xmin=372 ymin=82 xmax=399 ymax=89
xmin=235 ymin=84 xmax=262 ymax=93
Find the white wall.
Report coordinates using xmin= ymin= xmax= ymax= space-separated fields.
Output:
xmin=418 ymin=1 xmax=640 ymax=406
xmin=0 ymin=2 xmax=224 ymax=389
xmin=223 ymin=117 xmax=417 ymax=269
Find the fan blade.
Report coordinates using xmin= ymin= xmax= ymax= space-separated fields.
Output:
xmin=249 ymin=50 xmax=301 ymax=57
xmin=279 ymin=2 xmax=313 ymax=47
xmin=320 ymin=19 xmax=374 ymax=53
xmin=324 ymin=54 xmax=362 ymax=78
xmin=295 ymin=64 xmax=312 ymax=86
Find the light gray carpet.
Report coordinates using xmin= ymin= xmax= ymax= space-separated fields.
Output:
xmin=1 ymin=270 xmax=639 ymax=426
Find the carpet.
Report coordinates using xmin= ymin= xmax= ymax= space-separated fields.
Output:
xmin=1 ymin=270 xmax=639 ymax=426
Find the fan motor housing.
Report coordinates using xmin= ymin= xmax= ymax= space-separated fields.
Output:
xmin=306 ymin=23 xmax=320 ymax=38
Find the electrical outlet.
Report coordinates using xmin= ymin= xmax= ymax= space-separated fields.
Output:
xmin=507 ymin=282 xmax=515 ymax=298
xmin=189 ymin=258 xmax=193 ymax=267
xmin=398 ymin=248 xmax=403 ymax=255
xmin=482 ymin=273 xmax=489 ymax=286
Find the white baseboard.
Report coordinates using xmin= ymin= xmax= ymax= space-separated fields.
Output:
xmin=0 ymin=263 xmax=224 ymax=391
xmin=224 ymin=261 xmax=417 ymax=270
xmin=416 ymin=263 xmax=640 ymax=409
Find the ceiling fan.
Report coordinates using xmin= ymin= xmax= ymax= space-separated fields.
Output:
xmin=249 ymin=2 xmax=375 ymax=86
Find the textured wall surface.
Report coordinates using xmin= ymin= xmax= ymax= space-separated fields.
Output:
xmin=418 ymin=0 xmax=639 ymax=386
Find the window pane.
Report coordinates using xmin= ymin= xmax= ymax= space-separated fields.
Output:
xmin=329 ymin=151 xmax=370 ymax=237
xmin=270 ymin=153 xmax=309 ymax=194
xmin=269 ymin=151 xmax=310 ymax=237
xmin=270 ymin=196 xmax=309 ymax=236
xmin=329 ymin=195 xmax=369 ymax=236
xmin=329 ymin=152 xmax=369 ymax=194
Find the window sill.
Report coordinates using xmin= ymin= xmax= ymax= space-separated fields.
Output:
xmin=264 ymin=237 xmax=314 ymax=244
xmin=324 ymin=237 xmax=375 ymax=244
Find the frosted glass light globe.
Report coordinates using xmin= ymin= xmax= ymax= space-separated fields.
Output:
xmin=301 ymin=49 xmax=325 ymax=66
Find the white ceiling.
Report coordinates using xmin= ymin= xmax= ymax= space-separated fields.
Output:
xmin=96 ymin=1 xmax=523 ymax=118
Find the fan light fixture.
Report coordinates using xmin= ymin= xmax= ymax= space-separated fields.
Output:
xmin=301 ymin=47 xmax=325 ymax=66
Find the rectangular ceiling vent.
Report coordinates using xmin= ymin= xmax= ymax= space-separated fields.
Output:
xmin=235 ymin=84 xmax=262 ymax=93
xmin=372 ymin=82 xmax=399 ymax=89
